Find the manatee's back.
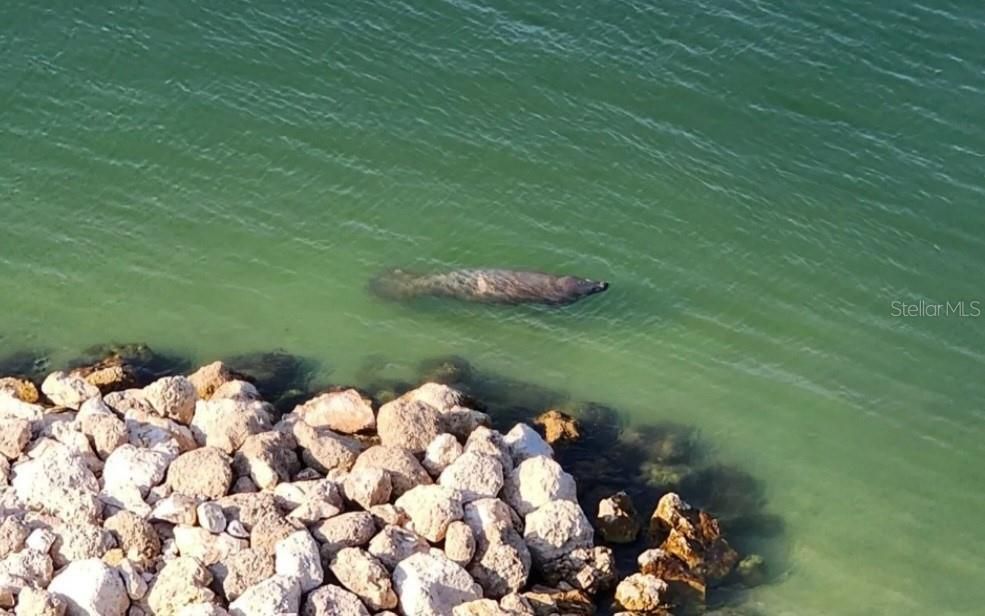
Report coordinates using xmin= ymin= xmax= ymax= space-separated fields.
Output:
xmin=367 ymin=268 xmax=421 ymax=301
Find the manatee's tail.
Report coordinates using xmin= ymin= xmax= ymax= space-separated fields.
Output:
xmin=367 ymin=268 xmax=422 ymax=301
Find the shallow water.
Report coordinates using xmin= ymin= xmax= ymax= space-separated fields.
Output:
xmin=3 ymin=0 xmax=985 ymax=613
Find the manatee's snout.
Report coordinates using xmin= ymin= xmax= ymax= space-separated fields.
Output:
xmin=570 ymin=277 xmax=609 ymax=297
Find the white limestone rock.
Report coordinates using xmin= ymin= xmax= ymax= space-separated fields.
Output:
xmin=48 ymin=559 xmax=129 ymax=616
xmin=395 ymin=484 xmax=464 ymax=542
xmin=392 ymin=550 xmax=482 ymax=616
xmin=438 ymin=450 xmax=504 ymax=502
xmin=190 ymin=399 xmax=272 ymax=454
xmin=367 ymin=525 xmax=429 ymax=570
xmin=343 ymin=467 xmax=391 ymax=510
xmin=41 ymin=372 xmax=99 ymax=410
xmin=614 ymin=573 xmax=669 ymax=613
xmin=523 ymin=500 xmax=594 ymax=565
xmin=502 ymin=424 xmax=552 ymax=463
xmin=228 ymin=574 xmax=300 ymax=616
xmin=142 ymin=376 xmax=197 ymax=425
xmin=274 ymin=530 xmax=323 ymax=593
xmin=295 ymin=390 xmax=375 ymax=434
xmin=501 ymin=455 xmax=577 ymax=516
xmin=422 ymin=434 xmax=463 ymax=477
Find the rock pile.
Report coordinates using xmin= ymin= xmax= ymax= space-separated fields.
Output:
xmin=0 ymin=354 xmax=756 ymax=616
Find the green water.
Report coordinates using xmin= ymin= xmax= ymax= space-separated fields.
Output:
xmin=3 ymin=0 xmax=985 ymax=613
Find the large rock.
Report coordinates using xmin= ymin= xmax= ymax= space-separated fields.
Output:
xmin=392 ymin=550 xmax=482 ymax=616
xmin=394 ymin=484 xmax=464 ymax=542
xmin=464 ymin=427 xmax=512 ymax=473
xmin=502 ymin=456 xmax=576 ymax=516
xmin=329 ymin=548 xmax=397 ymax=611
xmin=648 ymin=493 xmax=739 ymax=582
xmin=284 ymin=419 xmax=361 ymax=474
xmin=0 ymin=517 xmax=29 ymax=559
xmin=13 ymin=587 xmax=67 ymax=616
xmin=376 ymin=399 xmax=441 ymax=454
xmin=145 ymin=557 xmax=215 ymax=616
xmin=637 ymin=548 xmax=705 ymax=604
xmin=439 ymin=451 xmax=503 ymax=502
xmin=187 ymin=362 xmax=238 ymax=400
xmin=228 ymin=575 xmax=300 ymax=616
xmin=0 ymin=548 xmax=54 ymax=590
xmin=12 ymin=449 xmax=101 ymax=523
xmin=50 ymin=524 xmax=116 ymax=568
xmin=330 ymin=548 xmax=397 ymax=611
xmin=468 ymin=540 xmax=530 ymax=599
xmin=103 ymin=444 xmax=170 ymax=496
xmin=367 ymin=525 xmax=429 ymax=570
xmin=437 ymin=407 xmax=490 ymax=441
xmin=399 ymin=383 xmax=468 ymax=412
xmin=233 ymin=431 xmax=299 ymax=490
xmin=541 ymin=547 xmax=616 ymax=595
xmin=0 ymin=418 xmax=31 ymax=459
xmin=48 ymin=559 xmax=128 ymax=616
xmin=173 ymin=526 xmax=248 ymax=566
xmin=103 ymin=511 xmax=160 ymax=563
xmin=350 ymin=446 xmax=431 ymax=496
xmin=533 ymin=410 xmax=580 ymax=444
xmin=462 ymin=498 xmax=530 ymax=600
xmin=596 ymin=491 xmax=641 ymax=544
xmin=443 ymin=521 xmax=476 ymax=568
xmin=422 ymin=434 xmax=462 ymax=477
xmin=295 ymin=391 xmax=375 ymax=434
xmin=167 ymin=447 xmax=233 ymax=500
xmin=275 ymin=530 xmax=323 ymax=593
xmin=502 ymin=424 xmax=552 ymax=464
xmin=190 ymin=399 xmax=272 ymax=454
xmin=614 ymin=573 xmax=668 ymax=613
xmin=0 ymin=377 xmax=39 ymax=403
xmin=212 ymin=548 xmax=274 ymax=602
xmin=41 ymin=372 xmax=100 ymax=410
xmin=0 ymin=391 xmax=44 ymax=424
xmin=143 ymin=376 xmax=197 ymax=425
xmin=76 ymin=397 xmax=128 ymax=459
xmin=310 ymin=512 xmax=376 ymax=557
xmin=523 ymin=500 xmax=594 ymax=565
xmin=301 ymin=584 xmax=370 ymax=616
xmin=343 ymin=467 xmax=391 ymax=510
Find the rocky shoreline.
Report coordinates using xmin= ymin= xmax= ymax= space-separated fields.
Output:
xmin=0 ymin=347 xmax=768 ymax=616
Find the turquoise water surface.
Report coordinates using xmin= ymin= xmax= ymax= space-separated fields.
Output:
xmin=3 ymin=1 xmax=985 ymax=614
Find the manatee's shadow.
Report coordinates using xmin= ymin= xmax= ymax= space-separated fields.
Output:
xmin=0 ymin=348 xmax=50 ymax=381
xmin=222 ymin=349 xmax=325 ymax=415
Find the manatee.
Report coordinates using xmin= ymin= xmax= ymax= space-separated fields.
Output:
xmin=369 ymin=268 xmax=609 ymax=306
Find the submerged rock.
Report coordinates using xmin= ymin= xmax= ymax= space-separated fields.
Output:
xmin=533 ymin=410 xmax=580 ymax=444
xmin=596 ymin=491 xmax=641 ymax=544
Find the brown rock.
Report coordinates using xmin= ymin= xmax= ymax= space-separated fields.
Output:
xmin=521 ymin=585 xmax=594 ymax=616
xmin=648 ymin=493 xmax=739 ymax=583
xmin=104 ymin=511 xmax=161 ymax=564
xmin=638 ymin=548 xmax=705 ymax=604
xmin=0 ymin=377 xmax=39 ymax=403
xmin=187 ymin=362 xmax=238 ymax=400
xmin=167 ymin=447 xmax=233 ymax=500
xmin=533 ymin=410 xmax=580 ymax=444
